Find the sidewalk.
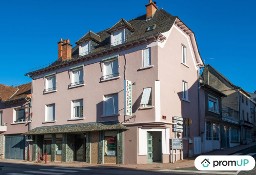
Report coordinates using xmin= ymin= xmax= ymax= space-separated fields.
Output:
xmin=0 ymin=142 xmax=255 ymax=171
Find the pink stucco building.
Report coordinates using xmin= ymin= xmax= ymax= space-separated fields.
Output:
xmin=26 ymin=1 xmax=204 ymax=164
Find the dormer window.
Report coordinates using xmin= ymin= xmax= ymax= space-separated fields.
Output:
xmin=79 ymin=41 xmax=91 ymax=56
xmin=111 ymin=29 xmax=125 ymax=46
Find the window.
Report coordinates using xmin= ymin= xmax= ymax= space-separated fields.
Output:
xmin=72 ymin=99 xmax=83 ymax=118
xmin=142 ymin=47 xmax=151 ymax=68
xmin=140 ymin=87 xmax=152 ymax=108
xmin=111 ymin=29 xmax=125 ymax=46
xmin=212 ymin=124 xmax=219 ymax=140
xmin=182 ymin=81 xmax=189 ymax=101
xmin=241 ymin=95 xmax=244 ymax=103
xmin=104 ymin=131 xmax=117 ymax=156
xmin=45 ymin=75 xmax=56 ymax=92
xmin=70 ymin=67 xmax=84 ymax=86
xmin=206 ymin=122 xmax=212 ymax=140
xmin=14 ymin=108 xmax=25 ymax=123
xmin=102 ymin=58 xmax=119 ymax=80
xmin=208 ymin=96 xmax=219 ymax=113
xmin=103 ymin=93 xmax=118 ymax=116
xmin=79 ymin=41 xmax=91 ymax=56
xmin=231 ymin=128 xmax=239 ymax=143
xmin=181 ymin=45 xmax=187 ymax=64
xmin=0 ymin=111 xmax=3 ymax=126
xmin=45 ymin=104 xmax=55 ymax=122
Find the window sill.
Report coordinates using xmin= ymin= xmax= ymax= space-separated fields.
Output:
xmin=100 ymin=76 xmax=120 ymax=83
xmin=42 ymin=121 xmax=56 ymax=124
xmin=11 ymin=122 xmax=26 ymax=125
xmin=43 ymin=90 xmax=57 ymax=94
xmin=67 ymin=118 xmax=85 ymax=121
xmin=139 ymin=106 xmax=154 ymax=110
xmin=68 ymin=84 xmax=85 ymax=89
xmin=137 ymin=65 xmax=154 ymax=71
xmin=101 ymin=113 xmax=120 ymax=117
xmin=182 ymin=98 xmax=190 ymax=103
xmin=181 ymin=63 xmax=189 ymax=68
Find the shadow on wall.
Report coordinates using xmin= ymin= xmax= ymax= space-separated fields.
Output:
xmin=176 ymin=80 xmax=201 ymax=158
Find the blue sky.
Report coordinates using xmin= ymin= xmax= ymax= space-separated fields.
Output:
xmin=0 ymin=0 xmax=255 ymax=92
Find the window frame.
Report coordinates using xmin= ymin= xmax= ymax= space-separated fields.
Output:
xmin=79 ymin=41 xmax=91 ymax=56
xmin=71 ymin=99 xmax=84 ymax=119
xmin=181 ymin=44 xmax=187 ymax=65
xmin=45 ymin=103 xmax=56 ymax=122
xmin=44 ymin=74 xmax=57 ymax=93
xmin=69 ymin=66 xmax=84 ymax=88
xmin=142 ymin=47 xmax=152 ymax=68
xmin=111 ymin=29 xmax=125 ymax=46
xmin=182 ymin=81 xmax=189 ymax=101
xmin=208 ymin=95 xmax=219 ymax=114
xmin=103 ymin=93 xmax=119 ymax=117
xmin=206 ymin=122 xmax=212 ymax=140
xmin=14 ymin=107 xmax=26 ymax=123
xmin=0 ymin=111 xmax=3 ymax=126
xmin=101 ymin=58 xmax=119 ymax=81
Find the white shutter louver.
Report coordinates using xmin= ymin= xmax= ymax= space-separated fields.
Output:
xmin=140 ymin=88 xmax=151 ymax=105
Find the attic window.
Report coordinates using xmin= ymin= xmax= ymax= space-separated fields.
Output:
xmin=146 ymin=24 xmax=156 ymax=32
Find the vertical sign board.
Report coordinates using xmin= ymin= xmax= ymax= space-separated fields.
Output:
xmin=124 ymin=80 xmax=132 ymax=116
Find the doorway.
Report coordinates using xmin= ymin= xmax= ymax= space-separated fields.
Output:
xmin=147 ymin=131 xmax=162 ymax=163
xmin=74 ymin=134 xmax=86 ymax=161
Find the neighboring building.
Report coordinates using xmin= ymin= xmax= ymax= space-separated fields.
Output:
xmin=199 ymin=83 xmax=226 ymax=153
xmin=26 ymin=1 xmax=204 ymax=164
xmin=0 ymin=83 xmax=31 ymax=160
xmin=202 ymin=65 xmax=255 ymax=147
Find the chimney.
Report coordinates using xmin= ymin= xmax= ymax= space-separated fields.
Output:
xmin=58 ymin=39 xmax=72 ymax=61
xmin=146 ymin=0 xmax=158 ymax=19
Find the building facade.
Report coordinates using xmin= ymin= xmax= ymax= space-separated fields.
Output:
xmin=26 ymin=1 xmax=204 ymax=164
xmin=0 ymin=83 xmax=31 ymax=160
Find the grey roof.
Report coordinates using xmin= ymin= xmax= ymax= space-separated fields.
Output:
xmin=106 ymin=18 xmax=135 ymax=33
xmin=25 ymin=122 xmax=127 ymax=135
xmin=26 ymin=9 xmax=177 ymax=77
xmin=76 ymin=31 xmax=101 ymax=44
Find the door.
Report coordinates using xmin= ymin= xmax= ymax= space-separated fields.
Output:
xmin=5 ymin=135 xmax=25 ymax=160
xmin=43 ymin=140 xmax=52 ymax=162
xmin=74 ymin=134 xmax=86 ymax=161
xmin=147 ymin=132 xmax=153 ymax=163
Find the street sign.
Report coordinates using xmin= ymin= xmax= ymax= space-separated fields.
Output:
xmin=173 ymin=128 xmax=183 ymax=132
xmin=174 ymin=125 xmax=183 ymax=129
xmin=176 ymin=121 xmax=183 ymax=125
xmin=124 ymin=80 xmax=132 ymax=116
xmin=170 ymin=138 xmax=183 ymax=149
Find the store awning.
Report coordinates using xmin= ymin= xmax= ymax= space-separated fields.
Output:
xmin=25 ymin=122 xmax=127 ymax=135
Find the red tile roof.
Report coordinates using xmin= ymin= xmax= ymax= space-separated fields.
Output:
xmin=0 ymin=83 xmax=31 ymax=102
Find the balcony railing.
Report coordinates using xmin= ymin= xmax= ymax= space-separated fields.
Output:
xmin=222 ymin=106 xmax=239 ymax=124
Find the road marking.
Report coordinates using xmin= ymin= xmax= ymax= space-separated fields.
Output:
xmin=40 ymin=168 xmax=78 ymax=173
xmin=54 ymin=167 xmax=91 ymax=171
xmin=7 ymin=174 xmax=31 ymax=175
xmin=25 ymin=171 xmax=64 ymax=175
xmin=248 ymin=153 xmax=256 ymax=156
xmin=158 ymin=169 xmax=237 ymax=175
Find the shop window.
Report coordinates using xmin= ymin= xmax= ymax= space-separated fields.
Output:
xmin=104 ymin=131 xmax=117 ymax=156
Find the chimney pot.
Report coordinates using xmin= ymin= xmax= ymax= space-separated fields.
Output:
xmin=146 ymin=0 xmax=158 ymax=19
xmin=58 ymin=39 xmax=72 ymax=61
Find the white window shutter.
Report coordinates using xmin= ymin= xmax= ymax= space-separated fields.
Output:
xmin=140 ymin=88 xmax=152 ymax=105
xmin=47 ymin=105 xmax=54 ymax=121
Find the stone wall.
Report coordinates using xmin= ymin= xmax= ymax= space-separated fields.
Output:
xmin=0 ymin=135 xmax=5 ymax=159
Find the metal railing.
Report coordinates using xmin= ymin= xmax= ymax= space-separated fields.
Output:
xmin=222 ymin=106 xmax=239 ymax=124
